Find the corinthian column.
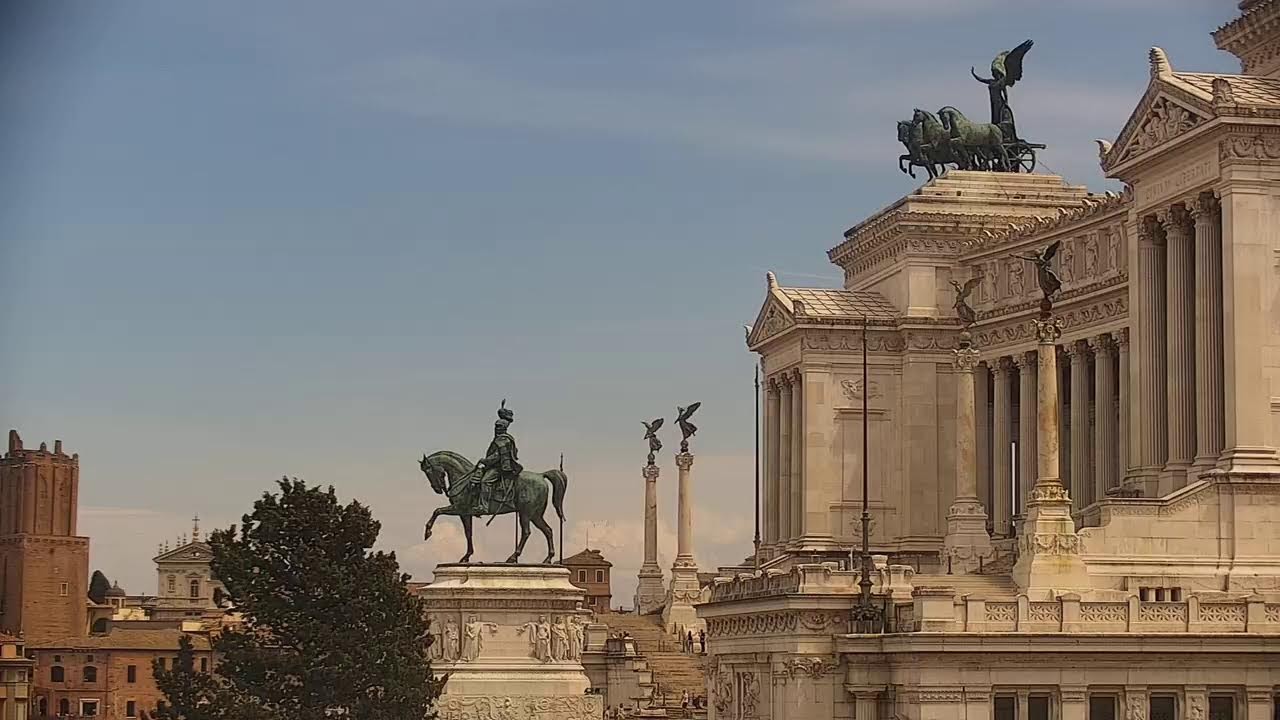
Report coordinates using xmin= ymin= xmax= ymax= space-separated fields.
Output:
xmin=778 ymin=376 xmax=793 ymax=544
xmin=1068 ymin=341 xmax=1091 ymax=512
xmin=992 ymin=357 xmax=1014 ymax=537
xmin=675 ymin=453 xmax=694 ymax=564
xmin=1090 ymin=334 xmax=1118 ymax=502
xmin=1161 ymin=206 xmax=1196 ymax=488
xmin=1132 ymin=217 xmax=1167 ymax=492
xmin=975 ymin=362 xmax=992 ymax=512
xmin=1191 ymin=193 xmax=1225 ymax=474
xmin=663 ymin=452 xmax=701 ymax=633
xmin=764 ymin=379 xmax=780 ymax=549
xmin=1016 ymin=352 xmax=1037 ymax=518
xmin=789 ymin=369 xmax=804 ymax=541
xmin=634 ymin=463 xmax=665 ymax=614
xmin=1117 ymin=328 xmax=1131 ymax=479
xmin=944 ymin=331 xmax=992 ymax=572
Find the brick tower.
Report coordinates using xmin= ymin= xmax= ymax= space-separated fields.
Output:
xmin=0 ymin=430 xmax=88 ymax=643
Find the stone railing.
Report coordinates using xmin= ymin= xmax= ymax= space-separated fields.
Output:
xmin=707 ymin=559 xmax=917 ymax=604
xmin=899 ymin=590 xmax=1280 ymax=634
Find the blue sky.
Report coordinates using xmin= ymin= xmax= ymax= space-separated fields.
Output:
xmin=0 ymin=1 xmax=1238 ymax=601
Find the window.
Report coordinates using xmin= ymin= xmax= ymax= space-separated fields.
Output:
xmin=86 ymin=655 xmax=94 ymax=662
xmin=1090 ymin=695 xmax=1117 ymax=720
xmin=83 ymin=665 xmax=98 ymax=682
xmin=50 ymin=666 xmax=65 ymax=683
xmin=200 ymin=657 xmax=208 ymax=673
xmin=58 ymin=699 xmax=69 ymax=716
xmin=994 ymin=695 xmax=1016 ymax=720
xmin=158 ymin=657 xmax=167 ymax=670
xmin=1210 ymin=696 xmax=1234 ymax=720
xmin=168 ymin=575 xmax=176 ymax=593
xmin=127 ymin=700 xmax=138 ymax=718
xmin=59 ymin=582 xmax=69 ymax=596
xmin=577 ymin=570 xmax=586 ymax=583
xmin=1150 ymin=696 xmax=1177 ymax=720
xmin=80 ymin=698 xmax=99 ymax=716
xmin=596 ymin=570 xmax=604 ymax=583
xmin=190 ymin=579 xmax=200 ymax=598
xmin=127 ymin=665 xmax=137 ymax=683
xmin=1029 ymin=695 xmax=1051 ymax=720
xmin=36 ymin=698 xmax=46 ymax=716
xmin=588 ymin=597 xmax=596 ymax=607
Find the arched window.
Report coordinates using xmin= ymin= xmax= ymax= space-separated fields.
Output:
xmin=59 ymin=699 xmax=70 ymax=715
xmin=36 ymin=697 xmax=47 ymax=716
xmin=189 ymin=579 xmax=200 ymax=598
xmin=50 ymin=665 xmax=65 ymax=682
xmin=83 ymin=665 xmax=98 ymax=682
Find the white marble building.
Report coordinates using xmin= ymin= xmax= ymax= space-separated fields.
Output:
xmin=702 ymin=3 xmax=1280 ymax=719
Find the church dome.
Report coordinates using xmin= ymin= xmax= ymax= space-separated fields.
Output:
xmin=105 ymin=581 xmax=127 ymax=598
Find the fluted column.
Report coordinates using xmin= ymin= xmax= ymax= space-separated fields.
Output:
xmin=790 ymin=369 xmax=804 ymax=540
xmin=992 ymin=357 xmax=1014 ymax=536
xmin=675 ymin=453 xmax=694 ymax=563
xmin=634 ymin=462 xmax=665 ymax=613
xmin=777 ymin=376 xmax=793 ymax=544
xmin=1015 ymin=352 xmax=1037 ymax=519
xmin=1133 ymin=217 xmax=1168 ymax=489
xmin=975 ymin=362 xmax=992 ymax=513
xmin=1091 ymin=334 xmax=1118 ymax=502
xmin=944 ymin=334 xmax=992 ymax=571
xmin=1068 ymin=341 xmax=1092 ymax=512
xmin=764 ymin=379 xmax=780 ymax=547
xmin=1191 ymin=193 xmax=1225 ymax=473
xmin=1161 ymin=206 xmax=1196 ymax=487
xmin=1117 ymin=328 xmax=1131 ymax=479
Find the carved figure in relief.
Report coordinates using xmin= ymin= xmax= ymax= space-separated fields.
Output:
xmin=566 ymin=616 xmax=585 ymax=661
xmin=461 ymin=614 xmax=498 ymax=662
xmin=1058 ymin=239 xmax=1075 ymax=283
xmin=1084 ymin=235 xmax=1098 ymax=277
xmin=713 ymin=670 xmax=734 ymax=714
xmin=1107 ymin=230 xmax=1120 ymax=273
xmin=518 ymin=615 xmax=553 ymax=662
xmin=442 ymin=617 xmax=460 ymax=662
xmin=426 ymin=614 xmax=443 ymax=661
xmin=739 ymin=672 xmax=760 ymax=719
xmin=1008 ymin=257 xmax=1026 ymax=297
xmin=550 ymin=615 xmax=569 ymax=661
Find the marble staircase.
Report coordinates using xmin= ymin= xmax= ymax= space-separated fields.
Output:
xmin=603 ymin=612 xmax=707 ymax=702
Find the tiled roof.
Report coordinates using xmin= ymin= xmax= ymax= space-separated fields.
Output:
xmin=779 ymin=287 xmax=897 ymax=321
xmin=32 ymin=628 xmax=211 ymax=652
xmin=1172 ymin=72 xmax=1280 ymax=107
xmin=563 ymin=548 xmax=612 ymax=567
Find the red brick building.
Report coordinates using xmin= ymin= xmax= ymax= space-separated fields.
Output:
xmin=0 ymin=431 xmax=89 ymax=645
xmin=30 ymin=628 xmax=212 ymax=719
xmin=563 ymin=548 xmax=612 ymax=612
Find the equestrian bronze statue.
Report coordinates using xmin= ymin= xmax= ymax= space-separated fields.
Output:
xmin=419 ymin=401 xmax=567 ymax=564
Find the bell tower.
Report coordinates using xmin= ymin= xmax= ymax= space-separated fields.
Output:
xmin=0 ymin=430 xmax=89 ymax=642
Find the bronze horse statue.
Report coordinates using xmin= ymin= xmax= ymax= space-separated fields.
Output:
xmin=420 ymin=450 xmax=567 ymax=564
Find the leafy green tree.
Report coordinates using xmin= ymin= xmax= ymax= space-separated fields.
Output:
xmin=207 ymin=477 xmax=445 ymax=720
xmin=146 ymin=634 xmax=221 ymax=720
xmin=88 ymin=570 xmax=111 ymax=604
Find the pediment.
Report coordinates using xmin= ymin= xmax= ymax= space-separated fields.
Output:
xmin=154 ymin=541 xmax=213 ymax=563
xmin=1103 ymin=52 xmax=1218 ymax=173
xmin=747 ymin=294 xmax=795 ymax=348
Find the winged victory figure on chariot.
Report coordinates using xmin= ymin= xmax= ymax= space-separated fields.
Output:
xmin=898 ymin=39 xmax=1045 ymax=180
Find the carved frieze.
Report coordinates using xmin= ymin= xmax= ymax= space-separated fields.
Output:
xmin=706 ymin=610 xmax=846 ymax=638
xmin=1117 ymin=96 xmax=1207 ymax=165
xmin=436 ymin=695 xmax=602 ymax=720
xmin=786 ymin=655 xmax=835 ymax=680
xmin=840 ymin=379 xmax=881 ymax=401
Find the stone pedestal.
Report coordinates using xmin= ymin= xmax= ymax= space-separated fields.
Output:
xmin=944 ymin=333 xmax=994 ymax=573
xmin=634 ymin=463 xmax=666 ymax=614
xmin=416 ymin=564 xmax=603 ymax=720
xmin=1012 ymin=316 xmax=1089 ymax=599
xmin=664 ymin=452 xmax=704 ymax=633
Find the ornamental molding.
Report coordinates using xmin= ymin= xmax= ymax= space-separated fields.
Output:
xmin=840 ymin=379 xmax=881 ymax=401
xmin=706 ymin=610 xmax=846 ymax=638
xmin=973 ymin=288 xmax=1128 ymax=355
xmin=1017 ymin=531 xmax=1080 ymax=558
xmin=436 ymin=695 xmax=602 ymax=720
xmin=785 ymin=655 xmax=836 ymax=680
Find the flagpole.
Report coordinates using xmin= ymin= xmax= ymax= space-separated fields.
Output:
xmin=753 ymin=365 xmax=761 ymax=571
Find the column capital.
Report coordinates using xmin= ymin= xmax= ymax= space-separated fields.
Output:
xmin=953 ymin=345 xmax=980 ymax=371
xmin=1087 ymin=333 xmax=1115 ymax=356
xmin=1034 ymin=316 xmax=1064 ymax=344
xmin=1012 ymin=350 xmax=1036 ymax=370
xmin=779 ymin=373 xmax=794 ymax=389
xmin=1137 ymin=215 xmax=1157 ymax=245
xmin=1188 ymin=191 xmax=1220 ymax=220
xmin=767 ymin=376 xmax=780 ymax=393
xmin=1065 ymin=339 xmax=1091 ymax=360
xmin=790 ymin=367 xmax=804 ymax=383
xmin=994 ymin=356 xmax=1014 ymax=375
xmin=1114 ymin=327 xmax=1130 ymax=348
xmin=643 ymin=464 xmax=661 ymax=480
xmin=675 ymin=453 xmax=694 ymax=470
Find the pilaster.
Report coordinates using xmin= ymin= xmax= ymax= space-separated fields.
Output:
xmin=765 ymin=379 xmax=781 ymax=549
xmin=944 ymin=333 xmax=993 ymax=572
xmin=778 ymin=376 xmax=794 ymax=545
xmin=1116 ymin=328 xmax=1131 ymax=480
xmin=1129 ymin=216 xmax=1167 ymax=495
xmin=1090 ymin=334 xmax=1118 ymax=502
xmin=1067 ymin=340 xmax=1091 ymax=513
xmin=797 ymin=367 xmax=839 ymax=551
xmin=975 ymin=362 xmax=992 ymax=514
xmin=1015 ymin=351 xmax=1038 ymax=518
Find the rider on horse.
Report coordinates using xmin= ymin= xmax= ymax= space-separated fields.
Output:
xmin=476 ymin=403 xmax=522 ymax=514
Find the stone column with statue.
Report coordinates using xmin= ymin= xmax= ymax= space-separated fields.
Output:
xmin=944 ymin=276 xmax=994 ymax=572
xmin=1010 ymin=243 xmax=1089 ymax=598
xmin=634 ymin=417 xmax=666 ymax=615
xmin=664 ymin=403 xmax=705 ymax=634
